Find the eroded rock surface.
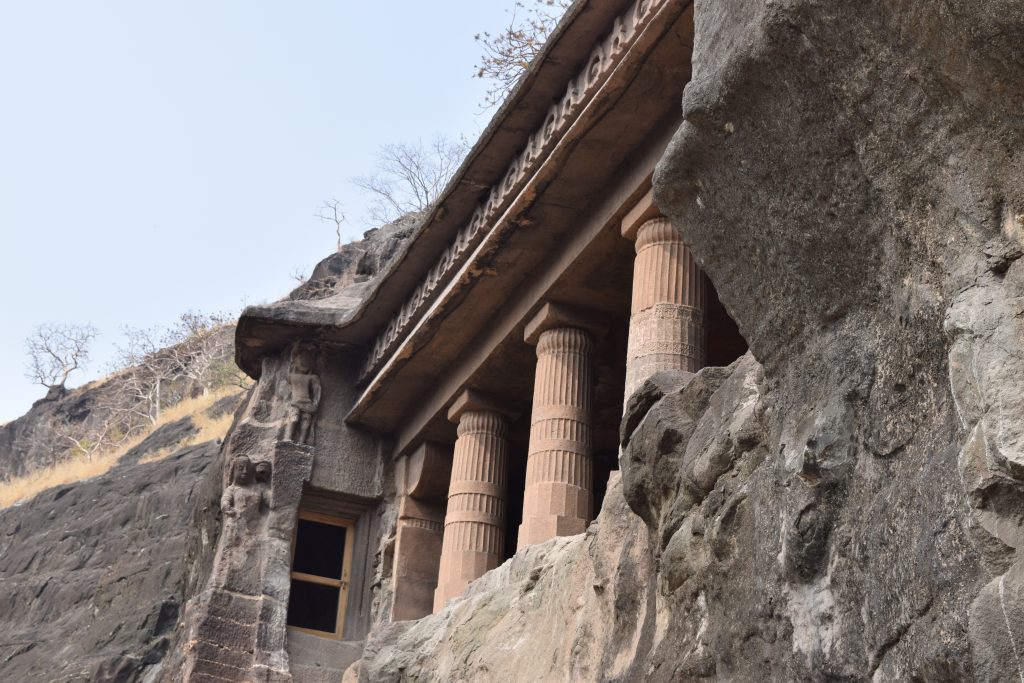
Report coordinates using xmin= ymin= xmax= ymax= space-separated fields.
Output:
xmin=650 ymin=0 xmax=1023 ymax=678
xmin=0 ymin=442 xmax=220 ymax=682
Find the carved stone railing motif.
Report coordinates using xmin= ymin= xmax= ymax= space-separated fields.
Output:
xmin=359 ymin=0 xmax=669 ymax=383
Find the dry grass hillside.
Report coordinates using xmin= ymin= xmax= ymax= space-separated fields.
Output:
xmin=0 ymin=317 xmax=250 ymax=508
xmin=0 ymin=386 xmax=243 ymax=508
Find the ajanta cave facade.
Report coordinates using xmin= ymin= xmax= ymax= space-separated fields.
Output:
xmin=171 ymin=0 xmax=1024 ymax=680
xmin=179 ymin=1 xmax=746 ymax=679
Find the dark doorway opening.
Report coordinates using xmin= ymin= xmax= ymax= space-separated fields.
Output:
xmin=705 ymin=276 xmax=748 ymax=367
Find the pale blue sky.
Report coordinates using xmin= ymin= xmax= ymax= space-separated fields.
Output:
xmin=0 ymin=1 xmax=517 ymax=422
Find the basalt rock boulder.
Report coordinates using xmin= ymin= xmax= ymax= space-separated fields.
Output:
xmin=649 ymin=0 xmax=1024 ymax=678
xmin=287 ymin=213 xmax=422 ymax=303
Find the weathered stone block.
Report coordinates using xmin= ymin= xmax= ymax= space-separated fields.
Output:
xmin=197 ymin=614 xmax=257 ymax=652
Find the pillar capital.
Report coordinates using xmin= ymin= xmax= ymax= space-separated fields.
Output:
xmin=523 ymin=301 xmax=608 ymax=346
xmin=397 ymin=441 xmax=452 ymax=501
xmin=620 ymin=187 xmax=662 ymax=241
xmin=634 ymin=216 xmax=684 ymax=251
xmin=446 ymin=389 xmax=516 ymax=425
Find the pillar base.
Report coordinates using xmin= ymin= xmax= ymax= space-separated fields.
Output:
xmin=517 ymin=515 xmax=588 ymax=549
xmin=391 ymin=498 xmax=445 ymax=621
xmin=433 ymin=546 xmax=503 ymax=611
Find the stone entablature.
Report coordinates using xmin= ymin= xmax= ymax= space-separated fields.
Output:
xmin=358 ymin=0 xmax=672 ymax=385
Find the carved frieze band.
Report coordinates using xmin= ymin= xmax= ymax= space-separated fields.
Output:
xmin=359 ymin=0 xmax=670 ymax=382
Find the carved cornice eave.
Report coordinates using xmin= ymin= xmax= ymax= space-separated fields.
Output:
xmin=347 ymin=0 xmax=689 ymax=429
xmin=234 ymin=313 xmax=363 ymax=380
xmin=356 ymin=0 xmax=677 ymax=388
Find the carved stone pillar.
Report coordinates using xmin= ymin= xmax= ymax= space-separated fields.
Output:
xmin=391 ymin=443 xmax=450 ymax=621
xmin=622 ymin=191 xmax=706 ymax=399
xmin=518 ymin=304 xmax=600 ymax=549
xmin=252 ymin=441 xmax=314 ymax=681
xmin=433 ymin=392 xmax=510 ymax=612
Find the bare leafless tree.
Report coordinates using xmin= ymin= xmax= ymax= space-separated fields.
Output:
xmin=353 ymin=136 xmax=469 ymax=224
xmin=474 ymin=0 xmax=571 ymax=108
xmin=50 ymin=415 xmax=126 ymax=463
xmin=113 ymin=312 xmax=236 ymax=423
xmin=164 ymin=312 xmax=234 ymax=398
xmin=24 ymin=323 xmax=98 ymax=392
xmin=115 ymin=325 xmax=179 ymax=426
xmin=315 ymin=199 xmax=346 ymax=251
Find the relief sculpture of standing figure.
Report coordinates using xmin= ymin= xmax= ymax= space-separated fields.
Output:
xmin=281 ymin=346 xmax=321 ymax=446
xmin=214 ymin=455 xmax=269 ymax=590
xmin=220 ymin=455 xmax=267 ymax=534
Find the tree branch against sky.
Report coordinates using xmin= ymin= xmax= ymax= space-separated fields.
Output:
xmin=315 ymin=199 xmax=346 ymax=251
xmin=353 ymin=136 xmax=470 ymax=224
xmin=114 ymin=325 xmax=177 ymax=427
xmin=24 ymin=323 xmax=98 ymax=391
xmin=474 ymin=0 xmax=571 ymax=109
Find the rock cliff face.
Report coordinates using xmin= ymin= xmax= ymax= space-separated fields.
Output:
xmin=353 ymin=0 xmax=1024 ymax=680
xmin=0 ymin=441 xmax=221 ymax=682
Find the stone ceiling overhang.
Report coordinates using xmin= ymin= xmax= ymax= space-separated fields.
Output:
xmin=235 ymin=0 xmax=643 ymax=377
xmin=345 ymin=0 xmax=695 ymax=445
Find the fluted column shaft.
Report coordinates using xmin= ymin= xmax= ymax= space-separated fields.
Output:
xmin=624 ymin=217 xmax=705 ymax=399
xmin=518 ymin=327 xmax=593 ymax=549
xmin=433 ymin=410 xmax=508 ymax=611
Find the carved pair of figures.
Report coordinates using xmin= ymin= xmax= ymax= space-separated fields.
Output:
xmin=221 ymin=455 xmax=271 ymax=524
xmin=212 ymin=345 xmax=321 ymax=586
xmin=220 ymin=454 xmax=270 ymax=540
xmin=212 ymin=455 xmax=272 ymax=591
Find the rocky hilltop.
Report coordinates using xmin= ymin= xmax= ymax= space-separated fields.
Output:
xmin=0 ymin=215 xmax=418 ymax=486
xmin=0 ymin=323 xmax=237 ymax=484
xmin=351 ymin=0 xmax=1024 ymax=680
xmin=0 ymin=379 xmax=118 ymax=481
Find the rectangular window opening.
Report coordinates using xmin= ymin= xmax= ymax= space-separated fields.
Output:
xmin=286 ymin=510 xmax=355 ymax=639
